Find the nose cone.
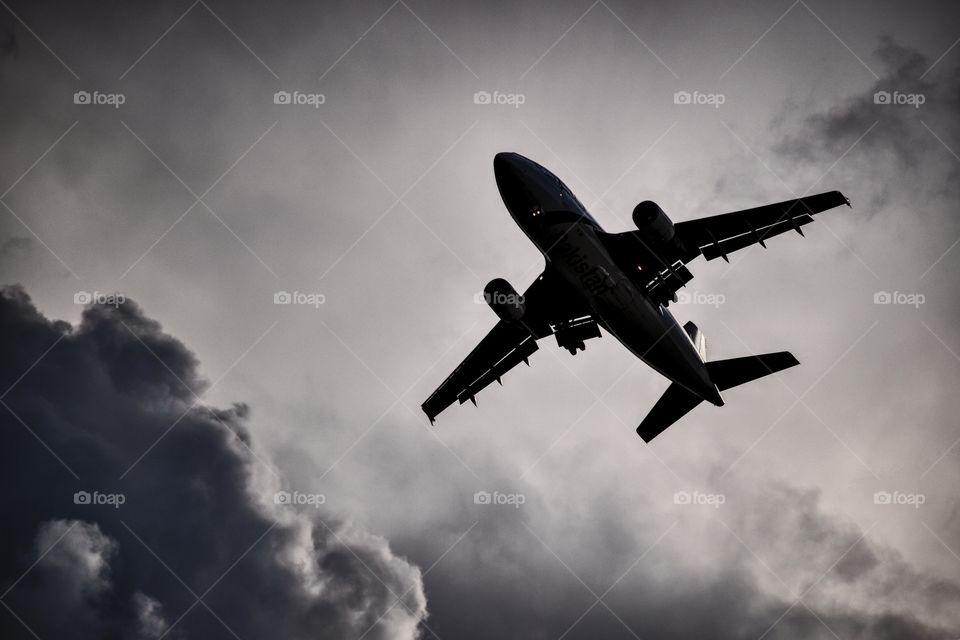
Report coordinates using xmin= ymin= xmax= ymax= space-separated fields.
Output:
xmin=494 ymin=152 xmax=535 ymax=215
xmin=493 ymin=152 xmax=519 ymax=181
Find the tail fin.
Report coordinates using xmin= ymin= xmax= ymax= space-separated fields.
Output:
xmin=636 ymin=351 xmax=799 ymax=442
xmin=705 ymin=352 xmax=799 ymax=391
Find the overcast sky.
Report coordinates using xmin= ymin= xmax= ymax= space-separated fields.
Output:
xmin=2 ymin=0 xmax=960 ymax=638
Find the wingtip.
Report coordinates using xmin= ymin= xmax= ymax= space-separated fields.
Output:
xmin=635 ymin=427 xmax=655 ymax=444
xmin=781 ymin=351 xmax=801 ymax=367
xmin=423 ymin=406 xmax=437 ymax=425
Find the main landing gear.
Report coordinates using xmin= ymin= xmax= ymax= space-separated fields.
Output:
xmin=554 ymin=318 xmax=602 ymax=356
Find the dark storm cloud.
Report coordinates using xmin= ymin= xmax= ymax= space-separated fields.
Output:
xmin=3 ymin=0 xmax=960 ymax=638
xmin=776 ymin=37 xmax=960 ymax=211
xmin=0 ymin=285 xmax=425 ymax=639
xmin=414 ymin=476 xmax=960 ymax=639
xmin=0 ymin=30 xmax=15 ymax=58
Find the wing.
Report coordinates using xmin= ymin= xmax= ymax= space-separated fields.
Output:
xmin=598 ymin=191 xmax=850 ymax=304
xmin=673 ymin=191 xmax=850 ymax=262
xmin=422 ymin=269 xmax=592 ymax=423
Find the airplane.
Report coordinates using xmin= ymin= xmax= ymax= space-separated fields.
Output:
xmin=421 ymin=152 xmax=850 ymax=441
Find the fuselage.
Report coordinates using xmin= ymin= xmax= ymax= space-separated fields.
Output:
xmin=493 ymin=152 xmax=723 ymax=406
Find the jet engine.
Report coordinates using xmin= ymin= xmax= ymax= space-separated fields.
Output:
xmin=632 ymin=200 xmax=675 ymax=245
xmin=483 ymin=278 xmax=526 ymax=322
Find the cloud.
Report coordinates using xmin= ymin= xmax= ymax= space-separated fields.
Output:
xmin=414 ymin=472 xmax=960 ymax=639
xmin=775 ymin=37 xmax=960 ymax=212
xmin=0 ymin=30 xmax=15 ymax=59
xmin=0 ymin=285 xmax=426 ymax=639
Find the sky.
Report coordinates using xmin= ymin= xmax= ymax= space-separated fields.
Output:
xmin=1 ymin=0 xmax=960 ymax=638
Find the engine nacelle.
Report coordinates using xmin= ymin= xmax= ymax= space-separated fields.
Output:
xmin=632 ymin=200 xmax=675 ymax=245
xmin=483 ymin=278 xmax=526 ymax=322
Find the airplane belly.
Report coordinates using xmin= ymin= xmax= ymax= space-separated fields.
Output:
xmin=542 ymin=222 xmax=716 ymax=401
xmin=600 ymin=298 xmax=718 ymax=402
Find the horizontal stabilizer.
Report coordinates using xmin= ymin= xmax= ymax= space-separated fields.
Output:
xmin=705 ymin=351 xmax=799 ymax=391
xmin=636 ymin=382 xmax=704 ymax=443
xmin=637 ymin=350 xmax=799 ymax=442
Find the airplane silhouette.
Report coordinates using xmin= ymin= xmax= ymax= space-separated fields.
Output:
xmin=422 ymin=152 xmax=850 ymax=441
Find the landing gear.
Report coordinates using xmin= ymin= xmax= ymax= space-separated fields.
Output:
xmin=555 ymin=318 xmax=601 ymax=355
xmin=566 ymin=340 xmax=586 ymax=356
xmin=659 ymin=291 xmax=679 ymax=308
